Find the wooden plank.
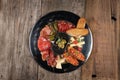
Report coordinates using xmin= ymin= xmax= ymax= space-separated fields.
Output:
xmin=0 ymin=0 xmax=42 ymax=80
xmin=112 ymin=1 xmax=120 ymax=80
xmin=38 ymin=0 xmax=85 ymax=80
xmin=81 ymin=0 xmax=119 ymax=80
xmin=41 ymin=0 xmax=85 ymax=17
xmin=110 ymin=0 xmax=119 ymax=80
xmin=0 ymin=0 xmax=119 ymax=80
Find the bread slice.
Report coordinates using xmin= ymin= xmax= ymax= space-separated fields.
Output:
xmin=66 ymin=28 xmax=88 ymax=36
xmin=76 ymin=18 xmax=86 ymax=29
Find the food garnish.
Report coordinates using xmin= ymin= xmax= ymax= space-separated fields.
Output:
xmin=56 ymin=38 xmax=67 ymax=49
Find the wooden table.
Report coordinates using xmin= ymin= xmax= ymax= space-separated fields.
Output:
xmin=0 ymin=0 xmax=119 ymax=80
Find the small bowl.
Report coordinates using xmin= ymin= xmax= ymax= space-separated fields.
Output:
xmin=51 ymin=32 xmax=70 ymax=55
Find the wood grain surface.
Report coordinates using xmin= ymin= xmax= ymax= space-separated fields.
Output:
xmin=81 ymin=0 xmax=120 ymax=80
xmin=0 ymin=0 xmax=119 ymax=80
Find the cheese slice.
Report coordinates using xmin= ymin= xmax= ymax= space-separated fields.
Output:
xmin=56 ymin=58 xmax=65 ymax=69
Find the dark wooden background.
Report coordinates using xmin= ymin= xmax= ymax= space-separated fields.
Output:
xmin=0 ymin=0 xmax=119 ymax=80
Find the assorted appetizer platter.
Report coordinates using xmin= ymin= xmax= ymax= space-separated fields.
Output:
xmin=29 ymin=11 xmax=93 ymax=73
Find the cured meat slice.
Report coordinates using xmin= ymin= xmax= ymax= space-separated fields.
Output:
xmin=37 ymin=36 xmax=51 ymax=51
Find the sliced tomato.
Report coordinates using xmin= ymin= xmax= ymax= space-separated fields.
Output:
xmin=77 ymin=47 xmax=82 ymax=52
xmin=73 ymin=40 xmax=78 ymax=44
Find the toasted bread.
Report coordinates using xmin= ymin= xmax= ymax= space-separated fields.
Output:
xmin=66 ymin=28 xmax=88 ymax=36
xmin=76 ymin=18 xmax=86 ymax=29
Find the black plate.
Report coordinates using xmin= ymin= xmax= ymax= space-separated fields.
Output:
xmin=29 ymin=11 xmax=93 ymax=73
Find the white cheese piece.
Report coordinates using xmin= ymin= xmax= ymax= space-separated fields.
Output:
xmin=70 ymin=37 xmax=75 ymax=42
xmin=56 ymin=63 xmax=62 ymax=69
xmin=70 ymin=44 xmax=76 ymax=47
xmin=56 ymin=58 xmax=65 ymax=69
xmin=80 ymin=37 xmax=84 ymax=40
xmin=77 ymin=41 xmax=85 ymax=47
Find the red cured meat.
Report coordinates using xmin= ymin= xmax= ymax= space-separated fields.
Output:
xmin=58 ymin=20 xmax=75 ymax=32
xmin=47 ymin=50 xmax=57 ymax=67
xmin=37 ymin=36 xmax=51 ymax=51
xmin=40 ymin=25 xmax=51 ymax=38
xmin=41 ymin=50 xmax=49 ymax=61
